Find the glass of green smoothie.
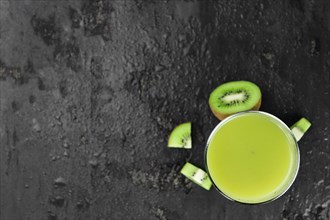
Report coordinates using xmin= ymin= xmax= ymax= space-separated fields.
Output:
xmin=205 ymin=111 xmax=311 ymax=204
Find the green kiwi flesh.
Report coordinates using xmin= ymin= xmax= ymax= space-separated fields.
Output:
xmin=180 ymin=162 xmax=212 ymax=190
xmin=209 ymin=81 xmax=262 ymax=120
xmin=168 ymin=122 xmax=192 ymax=149
xmin=290 ymin=117 xmax=311 ymax=141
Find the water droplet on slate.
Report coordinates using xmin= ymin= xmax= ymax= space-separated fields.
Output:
xmin=47 ymin=211 xmax=57 ymax=220
xmin=155 ymin=65 xmax=164 ymax=72
xmin=32 ymin=118 xmax=41 ymax=132
xmin=49 ymin=196 xmax=65 ymax=207
xmin=89 ymin=159 xmax=99 ymax=168
xmin=54 ymin=177 xmax=66 ymax=187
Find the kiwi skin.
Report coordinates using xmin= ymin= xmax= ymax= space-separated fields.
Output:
xmin=210 ymin=98 xmax=262 ymax=120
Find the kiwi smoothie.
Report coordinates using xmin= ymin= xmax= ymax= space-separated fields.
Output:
xmin=206 ymin=112 xmax=299 ymax=204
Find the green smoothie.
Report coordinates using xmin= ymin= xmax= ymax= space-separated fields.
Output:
xmin=206 ymin=112 xmax=299 ymax=203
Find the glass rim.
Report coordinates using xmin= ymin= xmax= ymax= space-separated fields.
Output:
xmin=204 ymin=110 xmax=300 ymax=205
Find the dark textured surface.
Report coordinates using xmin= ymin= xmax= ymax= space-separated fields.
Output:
xmin=0 ymin=0 xmax=329 ymax=219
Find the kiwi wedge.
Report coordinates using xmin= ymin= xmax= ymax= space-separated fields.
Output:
xmin=180 ymin=162 xmax=212 ymax=190
xmin=290 ymin=117 xmax=311 ymax=141
xmin=168 ymin=122 xmax=192 ymax=149
xmin=209 ymin=81 xmax=262 ymax=120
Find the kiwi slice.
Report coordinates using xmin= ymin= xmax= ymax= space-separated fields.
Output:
xmin=168 ymin=122 xmax=192 ymax=149
xmin=180 ymin=162 xmax=212 ymax=190
xmin=209 ymin=81 xmax=262 ymax=120
xmin=290 ymin=117 xmax=311 ymax=141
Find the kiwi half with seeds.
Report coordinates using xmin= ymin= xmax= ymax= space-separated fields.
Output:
xmin=209 ymin=81 xmax=262 ymax=120
xmin=180 ymin=162 xmax=212 ymax=190
xmin=168 ymin=122 xmax=192 ymax=149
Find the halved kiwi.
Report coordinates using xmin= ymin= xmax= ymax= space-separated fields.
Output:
xmin=209 ymin=81 xmax=262 ymax=120
xmin=180 ymin=162 xmax=212 ymax=190
xmin=168 ymin=122 xmax=192 ymax=149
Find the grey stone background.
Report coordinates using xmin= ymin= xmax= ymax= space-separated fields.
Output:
xmin=0 ymin=0 xmax=329 ymax=219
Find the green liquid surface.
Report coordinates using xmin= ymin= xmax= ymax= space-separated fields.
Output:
xmin=206 ymin=113 xmax=298 ymax=203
